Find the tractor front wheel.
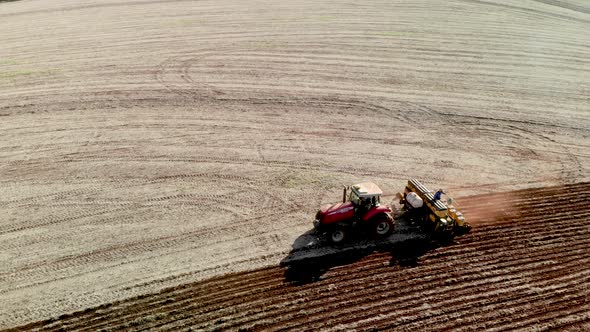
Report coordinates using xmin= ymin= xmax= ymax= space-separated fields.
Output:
xmin=329 ymin=228 xmax=346 ymax=244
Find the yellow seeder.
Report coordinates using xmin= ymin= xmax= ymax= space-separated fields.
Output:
xmin=400 ymin=179 xmax=471 ymax=237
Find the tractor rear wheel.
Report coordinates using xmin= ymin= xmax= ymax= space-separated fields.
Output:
xmin=373 ymin=213 xmax=394 ymax=238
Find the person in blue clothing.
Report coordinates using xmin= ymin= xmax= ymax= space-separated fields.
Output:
xmin=433 ymin=189 xmax=445 ymax=201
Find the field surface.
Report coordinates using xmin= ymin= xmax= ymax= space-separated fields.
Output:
xmin=1 ymin=0 xmax=589 ymax=329
xmin=9 ymin=182 xmax=590 ymax=331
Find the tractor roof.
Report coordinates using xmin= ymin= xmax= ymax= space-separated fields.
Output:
xmin=351 ymin=182 xmax=383 ymax=198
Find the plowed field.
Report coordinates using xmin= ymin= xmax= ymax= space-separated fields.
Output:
xmin=9 ymin=182 xmax=590 ymax=331
xmin=1 ymin=0 xmax=589 ymax=329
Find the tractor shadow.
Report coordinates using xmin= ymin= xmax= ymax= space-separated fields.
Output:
xmin=280 ymin=220 xmax=444 ymax=284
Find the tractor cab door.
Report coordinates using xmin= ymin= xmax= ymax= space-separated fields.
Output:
xmin=358 ymin=197 xmax=373 ymax=214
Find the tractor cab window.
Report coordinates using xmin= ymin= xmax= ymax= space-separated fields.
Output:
xmin=349 ymin=191 xmax=360 ymax=205
xmin=372 ymin=196 xmax=380 ymax=206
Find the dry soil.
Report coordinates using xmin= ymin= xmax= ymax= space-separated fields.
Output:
xmin=1 ymin=0 xmax=589 ymax=329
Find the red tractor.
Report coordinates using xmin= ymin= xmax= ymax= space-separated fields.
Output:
xmin=313 ymin=182 xmax=395 ymax=244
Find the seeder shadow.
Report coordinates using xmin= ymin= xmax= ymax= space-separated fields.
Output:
xmin=280 ymin=225 xmax=443 ymax=284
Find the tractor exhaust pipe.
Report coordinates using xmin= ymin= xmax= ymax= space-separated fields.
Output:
xmin=342 ymin=186 xmax=347 ymax=203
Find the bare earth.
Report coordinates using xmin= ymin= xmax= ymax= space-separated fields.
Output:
xmin=0 ymin=0 xmax=589 ymax=329
xmin=11 ymin=183 xmax=590 ymax=331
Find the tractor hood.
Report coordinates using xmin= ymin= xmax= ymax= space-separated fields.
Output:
xmin=318 ymin=201 xmax=355 ymax=225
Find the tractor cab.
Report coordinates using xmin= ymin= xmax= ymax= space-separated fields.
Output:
xmin=346 ymin=182 xmax=383 ymax=211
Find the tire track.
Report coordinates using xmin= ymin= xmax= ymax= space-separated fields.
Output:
xmin=0 ymin=206 xmax=302 ymax=294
